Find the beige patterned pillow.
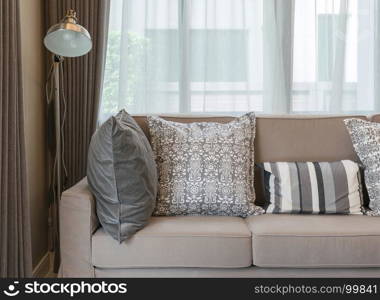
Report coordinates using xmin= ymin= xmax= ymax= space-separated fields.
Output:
xmin=147 ymin=112 xmax=264 ymax=217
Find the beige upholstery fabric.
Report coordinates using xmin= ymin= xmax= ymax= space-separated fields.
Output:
xmin=134 ymin=115 xmax=366 ymax=162
xmin=246 ymin=214 xmax=380 ymax=268
xmin=92 ymin=216 xmax=252 ymax=268
xmin=134 ymin=115 xmax=366 ymax=202
xmin=370 ymin=114 xmax=380 ymax=123
xmin=60 ymin=178 xmax=99 ymax=277
xmin=254 ymin=115 xmax=366 ymax=162
xmin=94 ymin=266 xmax=380 ymax=278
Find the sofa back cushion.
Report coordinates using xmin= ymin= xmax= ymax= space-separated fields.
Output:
xmin=370 ymin=114 xmax=380 ymax=123
xmin=133 ymin=114 xmax=367 ymax=202
xmin=254 ymin=116 xmax=366 ymax=162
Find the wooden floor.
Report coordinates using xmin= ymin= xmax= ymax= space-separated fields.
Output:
xmin=45 ymin=271 xmax=57 ymax=278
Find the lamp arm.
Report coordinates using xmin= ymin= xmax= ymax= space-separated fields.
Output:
xmin=54 ymin=54 xmax=63 ymax=63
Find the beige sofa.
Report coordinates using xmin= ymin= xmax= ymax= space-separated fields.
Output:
xmin=59 ymin=115 xmax=380 ymax=278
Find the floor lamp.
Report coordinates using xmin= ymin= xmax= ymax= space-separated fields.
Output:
xmin=44 ymin=9 xmax=92 ymax=270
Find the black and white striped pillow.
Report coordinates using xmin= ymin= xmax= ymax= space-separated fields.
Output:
xmin=257 ymin=160 xmax=363 ymax=214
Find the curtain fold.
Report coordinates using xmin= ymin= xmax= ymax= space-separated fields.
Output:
xmin=263 ymin=0 xmax=295 ymax=113
xmin=45 ymin=0 xmax=110 ymax=272
xmin=0 ymin=0 xmax=32 ymax=278
xmin=329 ymin=0 xmax=348 ymax=112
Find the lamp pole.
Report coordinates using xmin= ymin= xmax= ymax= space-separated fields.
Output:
xmin=53 ymin=55 xmax=63 ymax=198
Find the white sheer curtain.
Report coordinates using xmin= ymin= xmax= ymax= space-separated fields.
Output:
xmin=100 ymin=0 xmax=380 ymax=119
xmin=263 ymin=0 xmax=294 ymax=113
xmin=293 ymin=0 xmax=379 ymax=113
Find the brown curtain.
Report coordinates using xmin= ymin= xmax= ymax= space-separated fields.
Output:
xmin=0 ymin=0 xmax=32 ymax=277
xmin=45 ymin=0 xmax=110 ymax=271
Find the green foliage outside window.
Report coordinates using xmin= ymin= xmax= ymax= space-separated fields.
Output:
xmin=101 ymin=31 xmax=149 ymax=117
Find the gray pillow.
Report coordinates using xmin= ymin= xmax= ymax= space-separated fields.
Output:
xmin=257 ymin=160 xmax=364 ymax=214
xmin=147 ymin=112 xmax=264 ymax=217
xmin=87 ymin=110 xmax=157 ymax=242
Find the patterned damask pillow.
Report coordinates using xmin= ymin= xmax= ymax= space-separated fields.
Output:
xmin=344 ymin=118 xmax=380 ymax=216
xmin=147 ymin=113 xmax=264 ymax=217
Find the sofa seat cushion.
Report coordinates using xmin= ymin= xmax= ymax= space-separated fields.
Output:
xmin=92 ymin=216 xmax=252 ymax=268
xmin=246 ymin=214 xmax=380 ymax=268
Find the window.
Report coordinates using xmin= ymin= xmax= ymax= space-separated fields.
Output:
xmin=146 ymin=29 xmax=247 ymax=82
xmin=292 ymin=0 xmax=377 ymax=113
xmin=100 ymin=0 xmax=380 ymax=119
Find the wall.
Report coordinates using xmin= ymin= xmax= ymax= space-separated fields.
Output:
xmin=19 ymin=0 xmax=48 ymax=269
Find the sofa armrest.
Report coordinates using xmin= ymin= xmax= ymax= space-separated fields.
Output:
xmin=59 ymin=177 xmax=99 ymax=277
